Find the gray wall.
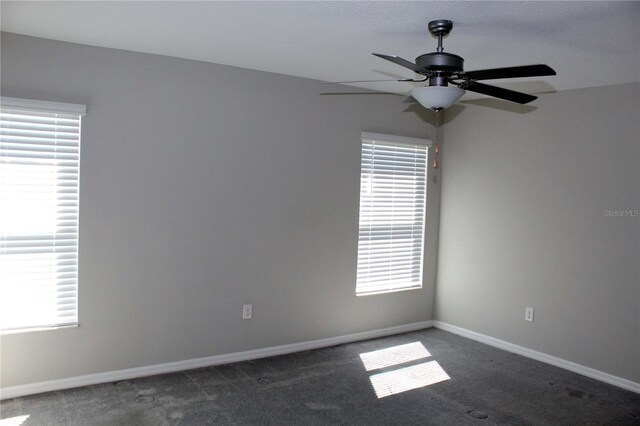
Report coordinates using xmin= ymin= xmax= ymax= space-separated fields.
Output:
xmin=436 ymin=83 xmax=640 ymax=382
xmin=0 ymin=33 xmax=441 ymax=388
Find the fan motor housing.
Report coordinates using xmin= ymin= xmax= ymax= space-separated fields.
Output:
xmin=415 ymin=52 xmax=464 ymax=72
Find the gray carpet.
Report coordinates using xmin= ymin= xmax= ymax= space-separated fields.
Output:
xmin=1 ymin=328 xmax=639 ymax=425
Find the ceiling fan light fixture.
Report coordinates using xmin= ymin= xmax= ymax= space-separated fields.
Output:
xmin=410 ymin=86 xmax=465 ymax=110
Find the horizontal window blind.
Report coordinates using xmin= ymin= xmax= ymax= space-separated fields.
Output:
xmin=1 ymin=99 xmax=84 ymax=332
xmin=356 ymin=137 xmax=428 ymax=295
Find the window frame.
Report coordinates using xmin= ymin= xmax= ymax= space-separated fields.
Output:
xmin=1 ymin=97 xmax=86 ymax=334
xmin=355 ymin=132 xmax=432 ymax=296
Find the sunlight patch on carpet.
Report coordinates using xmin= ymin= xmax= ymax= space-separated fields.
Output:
xmin=0 ymin=415 xmax=30 ymax=426
xmin=369 ymin=360 xmax=450 ymax=398
xmin=359 ymin=341 xmax=431 ymax=371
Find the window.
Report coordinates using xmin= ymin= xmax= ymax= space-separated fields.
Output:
xmin=356 ymin=132 xmax=430 ymax=295
xmin=1 ymin=97 xmax=85 ymax=332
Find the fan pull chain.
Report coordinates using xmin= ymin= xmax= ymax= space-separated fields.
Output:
xmin=433 ymin=111 xmax=440 ymax=169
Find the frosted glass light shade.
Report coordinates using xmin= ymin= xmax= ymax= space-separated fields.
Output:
xmin=410 ymin=86 xmax=465 ymax=110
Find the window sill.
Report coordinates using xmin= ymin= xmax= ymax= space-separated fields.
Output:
xmin=356 ymin=286 xmax=423 ymax=297
xmin=1 ymin=323 xmax=79 ymax=336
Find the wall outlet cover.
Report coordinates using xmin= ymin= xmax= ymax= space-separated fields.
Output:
xmin=242 ymin=304 xmax=253 ymax=319
xmin=525 ymin=307 xmax=534 ymax=322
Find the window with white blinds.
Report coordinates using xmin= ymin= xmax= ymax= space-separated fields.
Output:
xmin=356 ymin=133 xmax=430 ymax=295
xmin=1 ymin=97 xmax=85 ymax=332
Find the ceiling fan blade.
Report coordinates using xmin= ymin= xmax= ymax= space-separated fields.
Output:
xmin=372 ymin=53 xmax=428 ymax=73
xmin=321 ymin=78 xmax=419 ymax=85
xmin=463 ymin=82 xmax=537 ymax=104
xmin=462 ymin=64 xmax=556 ymax=81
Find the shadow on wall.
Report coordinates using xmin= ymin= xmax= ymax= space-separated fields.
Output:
xmin=403 ymin=103 xmax=438 ymax=127
xmin=459 ymin=98 xmax=537 ymax=114
xmin=318 ymin=91 xmax=437 ymax=128
xmin=440 ymin=98 xmax=539 ymax=125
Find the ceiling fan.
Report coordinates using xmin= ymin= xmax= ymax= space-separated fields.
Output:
xmin=335 ymin=20 xmax=556 ymax=111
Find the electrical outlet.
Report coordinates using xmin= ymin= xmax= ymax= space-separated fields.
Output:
xmin=525 ymin=307 xmax=534 ymax=322
xmin=242 ymin=304 xmax=253 ymax=320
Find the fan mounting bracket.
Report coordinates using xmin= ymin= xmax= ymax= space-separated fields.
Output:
xmin=428 ymin=20 xmax=453 ymax=37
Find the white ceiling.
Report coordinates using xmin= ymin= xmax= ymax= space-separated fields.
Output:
xmin=2 ymin=1 xmax=639 ymax=101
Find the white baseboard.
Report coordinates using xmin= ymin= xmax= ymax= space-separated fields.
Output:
xmin=433 ymin=321 xmax=640 ymax=394
xmin=5 ymin=319 xmax=637 ymax=400
xmin=1 ymin=320 xmax=433 ymax=400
